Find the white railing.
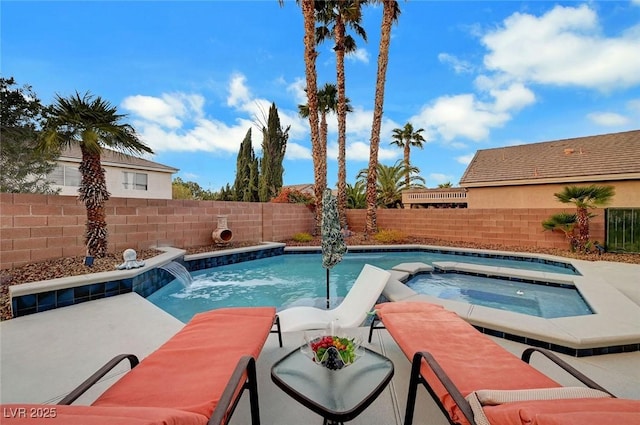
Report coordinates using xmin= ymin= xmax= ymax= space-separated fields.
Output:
xmin=402 ymin=189 xmax=467 ymax=205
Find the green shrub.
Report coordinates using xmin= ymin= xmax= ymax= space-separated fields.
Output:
xmin=374 ymin=229 xmax=407 ymax=244
xmin=292 ymin=232 xmax=314 ymax=243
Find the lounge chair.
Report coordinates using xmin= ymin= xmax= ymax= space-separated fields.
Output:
xmin=1 ymin=307 xmax=282 ymax=425
xmin=277 ymin=264 xmax=390 ymax=332
xmin=373 ymin=301 xmax=640 ymax=425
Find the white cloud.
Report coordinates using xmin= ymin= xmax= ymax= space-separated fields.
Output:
xmin=490 ymin=83 xmax=536 ymax=113
xmin=482 ymin=4 xmax=640 ymax=90
xmin=285 ymin=142 xmax=311 ymax=160
xmin=341 ymin=141 xmax=397 ymax=162
xmin=456 ymin=154 xmax=475 ymax=165
xmin=412 ymin=94 xmax=508 ymax=142
xmin=429 ymin=173 xmax=454 ymax=185
xmin=286 ymin=78 xmax=307 ymax=105
xmin=226 ymin=73 xmax=252 ymax=107
xmin=633 ymin=0 xmax=640 ymax=6
xmin=347 ymin=48 xmax=369 ymax=64
xmin=438 ymin=53 xmax=473 ymax=74
xmin=121 ymin=94 xmax=194 ymax=129
xmin=587 ymin=112 xmax=630 ymax=126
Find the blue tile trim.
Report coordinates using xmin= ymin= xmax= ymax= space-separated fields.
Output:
xmin=471 ymin=325 xmax=640 ymax=357
xmin=185 ymin=246 xmax=286 ymax=272
xmin=335 ymin=247 xmax=580 ymax=275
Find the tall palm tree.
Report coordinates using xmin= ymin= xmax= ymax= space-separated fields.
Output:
xmin=281 ymin=0 xmax=323 ymax=232
xmin=390 ymin=122 xmax=425 ymax=187
xmin=38 ymin=92 xmax=152 ymax=257
xmin=316 ymin=0 xmax=367 ymax=228
xmin=553 ymin=185 xmax=615 ymax=251
xmin=365 ymin=0 xmax=401 ymax=235
xmin=299 ymin=83 xmax=336 ymax=202
xmin=299 ymin=83 xmax=353 ymax=202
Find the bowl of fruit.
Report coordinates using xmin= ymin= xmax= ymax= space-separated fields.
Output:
xmin=301 ymin=332 xmax=364 ymax=370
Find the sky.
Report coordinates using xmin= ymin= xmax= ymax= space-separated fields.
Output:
xmin=2 ymin=1 xmax=640 ymax=192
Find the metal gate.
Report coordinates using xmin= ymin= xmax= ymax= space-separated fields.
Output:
xmin=605 ymin=208 xmax=640 ymax=253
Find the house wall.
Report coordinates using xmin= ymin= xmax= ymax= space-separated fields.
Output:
xmin=0 ymin=193 xmax=315 ymax=270
xmin=345 ymin=208 xmax=605 ymax=250
xmin=53 ymin=160 xmax=174 ymax=200
xmin=466 ymin=180 xmax=640 ymax=209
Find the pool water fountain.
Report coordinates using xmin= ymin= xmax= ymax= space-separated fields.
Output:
xmin=159 ymin=261 xmax=193 ymax=288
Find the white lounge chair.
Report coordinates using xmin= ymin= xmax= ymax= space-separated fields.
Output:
xmin=277 ymin=264 xmax=391 ymax=332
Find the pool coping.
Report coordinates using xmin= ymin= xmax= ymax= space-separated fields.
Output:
xmin=8 ymin=243 xmax=640 ymax=356
xmin=382 ymin=260 xmax=640 ymax=355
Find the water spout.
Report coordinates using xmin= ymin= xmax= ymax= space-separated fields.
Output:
xmin=159 ymin=261 xmax=193 ymax=288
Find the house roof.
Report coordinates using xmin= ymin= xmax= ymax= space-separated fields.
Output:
xmin=459 ymin=130 xmax=640 ymax=187
xmin=58 ymin=145 xmax=178 ymax=173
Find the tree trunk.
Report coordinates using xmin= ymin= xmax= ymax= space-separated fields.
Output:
xmin=335 ymin=15 xmax=348 ymax=229
xmin=576 ymin=206 xmax=590 ymax=251
xmin=319 ymin=110 xmax=328 ymax=201
xmin=404 ymin=142 xmax=410 ymax=188
xmin=78 ymin=146 xmax=110 ymax=257
xmin=302 ymin=0 xmax=322 ymax=234
xmin=366 ymin=0 xmax=395 ymax=235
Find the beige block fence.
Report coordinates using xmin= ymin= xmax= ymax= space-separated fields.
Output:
xmin=0 ymin=193 xmax=602 ymax=270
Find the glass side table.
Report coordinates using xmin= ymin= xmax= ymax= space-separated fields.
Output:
xmin=271 ymin=346 xmax=394 ymax=425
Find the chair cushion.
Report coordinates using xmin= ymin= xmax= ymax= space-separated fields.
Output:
xmin=93 ymin=307 xmax=275 ymax=418
xmin=482 ymin=398 xmax=640 ymax=425
xmin=0 ymin=405 xmax=207 ymax=425
xmin=375 ymin=302 xmax=559 ymax=425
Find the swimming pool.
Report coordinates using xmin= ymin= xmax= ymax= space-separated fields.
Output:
xmin=148 ymin=251 xmax=584 ymax=322
xmin=405 ymin=272 xmax=591 ymax=318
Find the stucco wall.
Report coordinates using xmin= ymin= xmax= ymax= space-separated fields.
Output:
xmin=466 ymin=180 xmax=640 ymax=209
xmin=53 ymin=160 xmax=174 ymax=199
xmin=0 ymin=193 xmax=315 ymax=270
xmin=346 ymin=208 xmax=605 ymax=250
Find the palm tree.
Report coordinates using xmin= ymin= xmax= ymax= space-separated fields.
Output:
xmin=316 ymin=0 xmax=367 ymax=228
xmin=346 ymin=181 xmax=367 ymax=209
xmin=281 ymin=0 xmax=323 ymax=232
xmin=390 ymin=122 xmax=426 ymax=187
xmin=299 ymin=83 xmax=342 ymax=204
xmin=365 ymin=0 xmax=401 ymax=235
xmin=358 ymin=160 xmax=424 ymax=209
xmin=553 ymin=185 xmax=615 ymax=251
xmin=38 ymin=92 xmax=152 ymax=257
xmin=542 ymin=212 xmax=579 ymax=251
xmin=438 ymin=182 xmax=453 ymax=188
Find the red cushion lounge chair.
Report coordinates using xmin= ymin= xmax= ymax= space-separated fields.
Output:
xmin=1 ymin=307 xmax=281 ymax=425
xmin=373 ymin=301 xmax=639 ymax=425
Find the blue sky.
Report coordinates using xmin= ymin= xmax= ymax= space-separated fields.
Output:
xmin=3 ymin=1 xmax=640 ymax=192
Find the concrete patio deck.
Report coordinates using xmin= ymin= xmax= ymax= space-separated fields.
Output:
xmin=1 ymin=293 xmax=638 ymax=424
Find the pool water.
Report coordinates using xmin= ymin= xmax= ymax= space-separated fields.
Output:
xmin=148 ymin=252 xmax=585 ymax=323
xmin=406 ymin=273 xmax=592 ymax=318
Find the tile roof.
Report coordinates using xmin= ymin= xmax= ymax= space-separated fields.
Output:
xmin=59 ymin=145 xmax=178 ymax=173
xmin=459 ymin=130 xmax=640 ymax=186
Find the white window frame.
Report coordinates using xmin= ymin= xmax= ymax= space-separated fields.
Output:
xmin=123 ymin=171 xmax=148 ymax=191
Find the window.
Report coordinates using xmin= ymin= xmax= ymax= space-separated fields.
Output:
xmin=49 ymin=165 xmax=81 ymax=187
xmin=123 ymin=172 xmax=148 ymax=191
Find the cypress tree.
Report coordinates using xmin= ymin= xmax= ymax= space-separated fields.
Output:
xmin=233 ymin=128 xmax=259 ymax=202
xmin=259 ymin=103 xmax=289 ymax=202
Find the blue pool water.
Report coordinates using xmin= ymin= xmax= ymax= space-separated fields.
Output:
xmin=148 ymin=251 xmax=585 ymax=322
xmin=406 ymin=273 xmax=591 ymax=318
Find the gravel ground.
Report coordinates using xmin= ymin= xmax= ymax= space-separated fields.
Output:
xmin=2 ymin=235 xmax=638 ymax=321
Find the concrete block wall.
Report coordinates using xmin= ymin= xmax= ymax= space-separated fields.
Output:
xmin=0 ymin=193 xmax=315 ymax=270
xmin=346 ymin=208 xmax=605 ymax=250
xmin=1 ymin=191 xmax=605 ymax=270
